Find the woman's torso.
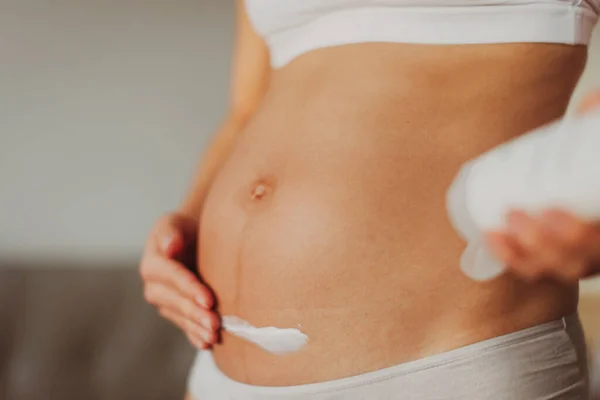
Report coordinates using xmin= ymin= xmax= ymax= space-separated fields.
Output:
xmin=199 ymin=42 xmax=587 ymax=386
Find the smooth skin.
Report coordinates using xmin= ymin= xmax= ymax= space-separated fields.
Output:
xmin=172 ymin=96 xmax=600 ymax=400
xmin=139 ymin=1 xmax=600 ymax=397
xmin=140 ymin=14 xmax=600 ymax=353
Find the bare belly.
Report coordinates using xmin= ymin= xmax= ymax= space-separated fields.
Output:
xmin=198 ymin=42 xmax=587 ymax=386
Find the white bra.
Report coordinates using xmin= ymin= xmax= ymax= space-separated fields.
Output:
xmin=245 ymin=0 xmax=600 ymax=68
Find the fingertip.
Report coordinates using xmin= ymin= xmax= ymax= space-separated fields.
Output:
xmin=484 ymin=231 xmax=506 ymax=243
xmin=163 ymin=233 xmax=183 ymax=256
xmin=189 ymin=335 xmax=210 ymax=350
xmin=204 ymin=330 xmax=220 ymax=344
xmin=195 ymin=309 xmax=220 ymax=332
xmin=207 ymin=312 xmax=221 ymax=332
xmin=506 ymin=210 xmax=533 ymax=233
xmin=485 ymin=231 xmax=508 ymax=250
xmin=195 ymin=294 xmax=213 ymax=309
xmin=485 ymin=231 xmax=525 ymax=267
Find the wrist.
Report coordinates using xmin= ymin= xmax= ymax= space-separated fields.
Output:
xmin=176 ymin=197 xmax=206 ymax=221
xmin=178 ymin=176 xmax=211 ymax=221
xmin=176 ymin=206 xmax=201 ymax=221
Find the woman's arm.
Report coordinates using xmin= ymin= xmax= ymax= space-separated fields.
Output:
xmin=179 ymin=0 xmax=271 ymax=218
xmin=140 ymin=0 xmax=271 ymax=357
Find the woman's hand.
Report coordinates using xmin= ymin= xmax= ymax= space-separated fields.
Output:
xmin=485 ymin=210 xmax=600 ymax=283
xmin=484 ymin=90 xmax=600 ymax=283
xmin=139 ymin=213 xmax=220 ymax=349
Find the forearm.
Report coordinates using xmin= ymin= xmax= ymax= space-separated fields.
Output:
xmin=178 ymin=113 xmax=248 ymax=219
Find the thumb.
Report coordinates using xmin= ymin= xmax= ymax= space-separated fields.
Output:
xmin=160 ymin=227 xmax=184 ymax=257
xmin=159 ymin=213 xmax=198 ymax=258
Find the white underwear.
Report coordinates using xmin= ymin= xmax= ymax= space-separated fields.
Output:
xmin=188 ymin=313 xmax=588 ymax=399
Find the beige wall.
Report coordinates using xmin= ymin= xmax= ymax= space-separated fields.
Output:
xmin=0 ymin=1 xmax=599 ymax=278
xmin=0 ymin=0 xmax=234 ymax=262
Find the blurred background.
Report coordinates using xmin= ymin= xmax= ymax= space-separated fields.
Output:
xmin=1 ymin=1 xmax=599 ymax=399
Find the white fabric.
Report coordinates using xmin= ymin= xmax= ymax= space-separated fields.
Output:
xmin=245 ymin=0 xmax=600 ymax=68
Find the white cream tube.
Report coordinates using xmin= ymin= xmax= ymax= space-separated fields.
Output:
xmin=447 ymin=110 xmax=600 ymax=281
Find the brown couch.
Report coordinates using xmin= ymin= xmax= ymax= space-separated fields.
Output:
xmin=1 ymin=263 xmax=599 ymax=399
xmin=0 ymin=265 xmax=195 ymax=400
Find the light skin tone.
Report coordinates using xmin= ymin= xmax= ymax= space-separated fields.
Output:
xmin=139 ymin=3 xmax=600 ymax=398
xmin=150 ymin=91 xmax=600 ymax=400
xmin=140 ymin=76 xmax=600 ymax=351
xmin=145 ymin=91 xmax=600 ymax=400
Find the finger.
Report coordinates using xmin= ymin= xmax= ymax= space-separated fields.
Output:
xmin=145 ymin=284 xmax=220 ymax=332
xmin=159 ymin=308 xmax=218 ymax=344
xmin=504 ymin=211 xmax=561 ymax=270
xmin=186 ymin=332 xmax=211 ymax=350
xmin=540 ymin=210 xmax=592 ymax=253
xmin=538 ymin=210 xmax=600 ymax=281
xmin=142 ymin=218 xmax=181 ymax=256
xmin=140 ymin=255 xmax=214 ymax=308
xmin=506 ymin=210 xmax=544 ymax=252
xmin=158 ymin=214 xmax=199 ymax=256
xmin=492 ymin=234 xmax=543 ymax=282
xmin=514 ymin=212 xmax=574 ymax=268
xmin=485 ymin=232 xmax=522 ymax=266
xmin=487 ymin=232 xmax=542 ymax=281
xmin=577 ymin=90 xmax=600 ymax=114
xmin=158 ymin=307 xmax=189 ymax=331
xmin=159 ymin=309 xmax=214 ymax=349
xmin=505 ymin=211 xmax=587 ymax=281
xmin=151 ymin=214 xmax=198 ymax=257
xmin=544 ymin=258 xmax=588 ymax=284
xmin=154 ymin=222 xmax=185 ymax=257
xmin=486 ymin=232 xmax=535 ymax=280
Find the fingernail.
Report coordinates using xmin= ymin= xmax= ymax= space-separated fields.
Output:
xmin=195 ymin=296 xmax=209 ymax=308
xmin=205 ymin=329 xmax=216 ymax=341
xmin=202 ymin=316 xmax=215 ymax=331
xmin=192 ymin=336 xmax=209 ymax=350
xmin=161 ymin=234 xmax=174 ymax=252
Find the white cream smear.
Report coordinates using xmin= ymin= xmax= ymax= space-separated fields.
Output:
xmin=221 ymin=316 xmax=309 ymax=355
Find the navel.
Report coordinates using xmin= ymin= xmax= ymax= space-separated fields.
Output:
xmin=249 ymin=178 xmax=275 ymax=201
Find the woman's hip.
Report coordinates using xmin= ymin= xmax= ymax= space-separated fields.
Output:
xmin=188 ymin=313 xmax=589 ymax=400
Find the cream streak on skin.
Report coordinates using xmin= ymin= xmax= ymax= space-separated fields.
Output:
xmin=222 ymin=316 xmax=309 ymax=354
